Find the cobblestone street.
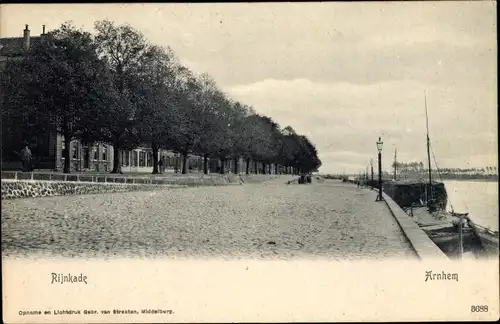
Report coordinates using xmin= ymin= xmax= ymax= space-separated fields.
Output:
xmin=2 ymin=179 xmax=417 ymax=260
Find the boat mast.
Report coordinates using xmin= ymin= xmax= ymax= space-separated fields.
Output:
xmin=393 ymin=147 xmax=397 ymax=180
xmin=425 ymin=91 xmax=433 ymax=209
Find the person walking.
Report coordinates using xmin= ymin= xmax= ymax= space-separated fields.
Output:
xmin=20 ymin=144 xmax=33 ymax=172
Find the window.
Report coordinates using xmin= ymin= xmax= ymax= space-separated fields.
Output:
xmin=133 ymin=151 xmax=138 ymax=166
xmin=124 ymin=150 xmax=129 ymax=166
xmin=139 ymin=151 xmax=145 ymax=167
xmin=71 ymin=142 xmax=78 ymax=159
xmin=61 ymin=137 xmax=66 ymax=159
xmin=83 ymin=147 xmax=89 ymax=169
xmin=93 ymin=146 xmax=99 ymax=160
xmin=102 ymin=145 xmax=107 ymax=161
xmin=147 ymin=152 xmax=153 ymax=167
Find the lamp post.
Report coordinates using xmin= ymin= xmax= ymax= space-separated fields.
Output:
xmin=376 ymin=137 xmax=384 ymax=201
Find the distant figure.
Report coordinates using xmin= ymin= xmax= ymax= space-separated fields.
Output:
xmin=158 ymin=159 xmax=163 ymax=174
xmin=20 ymin=144 xmax=33 ymax=172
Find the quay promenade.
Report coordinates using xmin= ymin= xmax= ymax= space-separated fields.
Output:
xmin=1 ymin=177 xmax=419 ymax=260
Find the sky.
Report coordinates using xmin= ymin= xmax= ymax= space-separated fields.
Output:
xmin=1 ymin=2 xmax=497 ymax=174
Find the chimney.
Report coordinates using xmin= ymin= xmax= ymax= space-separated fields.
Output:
xmin=41 ymin=25 xmax=47 ymax=44
xmin=23 ymin=24 xmax=30 ymax=51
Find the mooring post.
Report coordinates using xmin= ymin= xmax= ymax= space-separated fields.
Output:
xmin=458 ymin=218 xmax=464 ymax=259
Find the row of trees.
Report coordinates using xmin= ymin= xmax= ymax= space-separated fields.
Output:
xmin=1 ymin=20 xmax=322 ymax=174
xmin=392 ymin=161 xmax=425 ymax=171
xmin=392 ymin=161 xmax=497 ymax=174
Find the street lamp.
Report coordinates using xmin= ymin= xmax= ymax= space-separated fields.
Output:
xmin=376 ymin=137 xmax=384 ymax=201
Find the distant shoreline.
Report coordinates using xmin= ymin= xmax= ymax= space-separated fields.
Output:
xmin=322 ymin=177 xmax=498 ymax=184
xmin=441 ymin=178 xmax=498 ymax=183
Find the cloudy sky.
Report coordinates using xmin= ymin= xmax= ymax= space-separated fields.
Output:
xmin=2 ymin=2 xmax=497 ymax=174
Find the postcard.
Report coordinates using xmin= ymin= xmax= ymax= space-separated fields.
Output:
xmin=1 ymin=2 xmax=498 ymax=323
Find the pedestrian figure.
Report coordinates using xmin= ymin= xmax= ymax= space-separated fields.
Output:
xmin=20 ymin=144 xmax=33 ymax=172
xmin=158 ymin=158 xmax=163 ymax=174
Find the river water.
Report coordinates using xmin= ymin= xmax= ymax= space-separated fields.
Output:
xmin=443 ymin=180 xmax=498 ymax=231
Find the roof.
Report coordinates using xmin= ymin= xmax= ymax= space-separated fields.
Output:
xmin=0 ymin=36 xmax=41 ymax=56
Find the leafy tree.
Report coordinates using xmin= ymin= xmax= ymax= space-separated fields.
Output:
xmin=277 ymin=126 xmax=321 ymax=174
xmin=210 ymin=97 xmax=238 ymax=174
xmin=2 ymin=22 xmax=110 ymax=173
xmin=93 ymin=19 xmax=154 ymax=173
xmin=191 ymin=74 xmax=230 ymax=174
xmin=132 ymin=45 xmax=180 ymax=174
xmin=1 ymin=59 xmax=49 ymax=164
xmin=164 ymin=69 xmax=210 ymax=174
xmin=212 ymin=99 xmax=250 ymax=174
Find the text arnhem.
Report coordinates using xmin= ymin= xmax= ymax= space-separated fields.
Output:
xmin=425 ymin=270 xmax=458 ymax=282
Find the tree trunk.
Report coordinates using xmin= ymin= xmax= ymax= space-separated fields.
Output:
xmin=275 ymin=163 xmax=279 ymax=174
xmin=203 ymin=155 xmax=209 ymax=174
xmin=233 ymin=157 xmax=239 ymax=174
xmin=246 ymin=158 xmax=250 ymax=175
xmin=268 ymin=164 xmax=271 ymax=174
xmin=262 ymin=163 xmax=266 ymax=174
xmin=254 ymin=161 xmax=258 ymax=174
xmin=181 ymin=151 xmax=188 ymax=174
xmin=111 ymin=142 xmax=122 ymax=174
xmin=151 ymin=141 xmax=159 ymax=174
xmin=220 ymin=158 xmax=225 ymax=174
xmin=63 ymin=132 xmax=71 ymax=174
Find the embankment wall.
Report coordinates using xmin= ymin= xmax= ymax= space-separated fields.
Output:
xmin=1 ymin=172 xmax=283 ymax=200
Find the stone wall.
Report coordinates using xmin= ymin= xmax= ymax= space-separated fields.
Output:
xmin=1 ymin=173 xmax=284 ymax=200
xmin=1 ymin=180 xmax=187 ymax=200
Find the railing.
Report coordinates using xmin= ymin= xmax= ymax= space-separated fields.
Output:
xmin=0 ymin=171 xmax=194 ymax=185
xmin=1 ymin=171 xmax=278 ymax=186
